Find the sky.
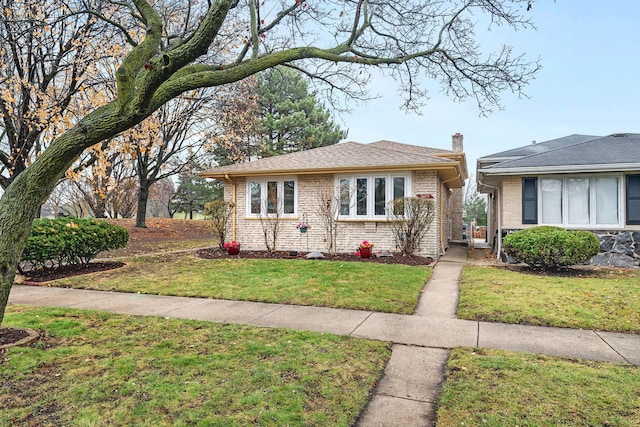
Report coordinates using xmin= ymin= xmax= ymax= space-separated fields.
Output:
xmin=341 ymin=1 xmax=640 ymax=179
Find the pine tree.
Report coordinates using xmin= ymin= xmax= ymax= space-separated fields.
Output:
xmin=256 ymin=67 xmax=347 ymax=157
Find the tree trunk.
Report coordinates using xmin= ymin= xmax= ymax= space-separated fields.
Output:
xmin=94 ymin=197 xmax=108 ymax=218
xmin=135 ymin=177 xmax=150 ymax=228
xmin=0 ymin=136 xmax=84 ymax=325
xmin=0 ymin=100 xmax=142 ymax=326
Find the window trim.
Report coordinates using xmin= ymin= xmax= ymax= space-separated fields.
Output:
xmin=521 ymin=177 xmax=538 ymax=224
xmin=335 ymin=172 xmax=411 ymax=219
xmin=245 ymin=176 xmax=298 ymax=217
xmin=626 ymin=174 xmax=640 ymax=225
xmin=534 ymin=174 xmax=623 ymax=228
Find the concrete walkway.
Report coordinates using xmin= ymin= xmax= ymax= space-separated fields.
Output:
xmin=7 ymin=245 xmax=640 ymax=426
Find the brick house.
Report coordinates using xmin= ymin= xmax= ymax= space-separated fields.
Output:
xmin=477 ymin=133 xmax=640 ymax=267
xmin=200 ymin=135 xmax=468 ymax=258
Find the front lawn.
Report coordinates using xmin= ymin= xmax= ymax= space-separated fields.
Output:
xmin=458 ymin=266 xmax=640 ymax=333
xmin=437 ymin=348 xmax=640 ymax=426
xmin=1 ymin=306 xmax=390 ymax=426
xmin=52 ymin=254 xmax=430 ymax=314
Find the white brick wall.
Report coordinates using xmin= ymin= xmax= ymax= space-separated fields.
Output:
xmin=222 ymin=171 xmax=445 ymax=258
xmin=501 ymin=176 xmax=525 ymax=229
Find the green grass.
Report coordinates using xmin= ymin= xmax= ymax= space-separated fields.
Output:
xmin=1 ymin=305 xmax=391 ymax=426
xmin=54 ymin=254 xmax=431 ymax=314
xmin=99 ymin=238 xmax=219 ymax=258
xmin=458 ymin=266 xmax=640 ymax=333
xmin=437 ymin=348 xmax=640 ymax=426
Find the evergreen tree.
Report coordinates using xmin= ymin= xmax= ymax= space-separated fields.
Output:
xmin=256 ymin=67 xmax=347 ymax=157
xmin=464 ymin=193 xmax=488 ymax=226
xmin=172 ymin=168 xmax=222 ymax=220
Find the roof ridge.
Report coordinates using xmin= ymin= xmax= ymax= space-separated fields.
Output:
xmin=479 ymin=134 xmax=600 ymax=161
xmin=485 ymin=135 xmax=604 ymax=168
xmin=368 ymin=140 xmax=453 ymax=155
xmin=364 ymin=143 xmax=452 ymax=161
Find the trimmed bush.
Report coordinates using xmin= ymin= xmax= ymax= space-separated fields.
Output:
xmin=502 ymin=226 xmax=600 ymax=270
xmin=22 ymin=218 xmax=129 ymax=269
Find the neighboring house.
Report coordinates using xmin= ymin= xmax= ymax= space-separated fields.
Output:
xmin=200 ymin=134 xmax=468 ymax=259
xmin=477 ymin=133 xmax=640 ymax=267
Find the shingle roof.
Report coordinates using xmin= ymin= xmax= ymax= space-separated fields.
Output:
xmin=484 ymin=133 xmax=640 ymax=170
xmin=368 ymin=140 xmax=453 ymax=156
xmin=200 ymin=140 xmax=458 ymax=178
xmin=478 ymin=134 xmax=600 ymax=161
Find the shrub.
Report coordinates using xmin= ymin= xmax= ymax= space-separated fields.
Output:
xmin=22 ymin=218 xmax=129 ymax=269
xmin=502 ymin=226 xmax=600 ymax=269
xmin=203 ymin=200 xmax=235 ymax=250
xmin=387 ymin=197 xmax=436 ymax=256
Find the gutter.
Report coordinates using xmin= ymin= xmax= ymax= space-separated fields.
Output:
xmin=439 ymin=173 xmax=462 ymax=256
xmin=478 ymin=175 xmax=501 ymax=259
xmin=201 ymin=163 xmax=463 ymax=180
xmin=225 ymin=173 xmax=237 ymax=241
xmin=479 ymin=162 xmax=640 ymax=176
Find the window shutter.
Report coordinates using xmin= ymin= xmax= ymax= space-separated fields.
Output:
xmin=626 ymin=174 xmax=640 ymax=225
xmin=522 ymin=177 xmax=538 ymax=224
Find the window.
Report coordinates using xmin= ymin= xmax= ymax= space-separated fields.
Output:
xmin=393 ymin=177 xmax=406 ymax=215
xmin=521 ymin=178 xmax=537 ymax=224
xmin=541 ymin=178 xmax=562 ymax=224
xmin=339 ymin=178 xmax=350 ymax=215
xmin=357 ymin=178 xmax=367 ymax=215
xmin=532 ymin=175 xmax=621 ymax=227
xmin=246 ymin=178 xmax=297 ymax=216
xmin=626 ymin=174 xmax=640 ymax=225
xmin=336 ymin=173 xmax=410 ymax=218
xmin=374 ymin=177 xmax=386 ymax=215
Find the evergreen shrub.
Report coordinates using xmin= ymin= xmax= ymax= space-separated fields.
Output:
xmin=22 ymin=218 xmax=129 ymax=269
xmin=502 ymin=226 xmax=600 ymax=270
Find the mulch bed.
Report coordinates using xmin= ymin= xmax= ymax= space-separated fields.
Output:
xmin=20 ymin=262 xmax=126 ymax=283
xmin=0 ymin=328 xmax=29 ymax=346
xmin=196 ymin=248 xmax=434 ymax=266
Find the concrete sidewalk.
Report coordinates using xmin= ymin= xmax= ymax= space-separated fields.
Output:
xmin=9 ymin=282 xmax=637 ymax=365
xmin=7 ymin=245 xmax=640 ymax=426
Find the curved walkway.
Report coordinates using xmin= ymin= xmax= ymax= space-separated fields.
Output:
xmin=7 ymin=246 xmax=640 ymax=426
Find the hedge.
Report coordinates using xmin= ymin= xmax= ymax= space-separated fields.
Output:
xmin=502 ymin=226 xmax=600 ymax=270
xmin=22 ymin=218 xmax=129 ymax=269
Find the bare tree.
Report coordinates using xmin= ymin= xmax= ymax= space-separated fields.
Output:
xmin=387 ymin=197 xmax=436 ymax=256
xmin=205 ymin=78 xmax=261 ymax=166
xmin=0 ymin=0 xmax=119 ymax=189
xmin=257 ymin=190 xmax=284 ymax=255
xmin=317 ymin=189 xmax=341 ymax=255
xmin=0 ymin=0 xmax=542 ymax=325
xmin=148 ymin=177 xmax=175 ymax=218
xmin=129 ymin=92 xmax=215 ymax=228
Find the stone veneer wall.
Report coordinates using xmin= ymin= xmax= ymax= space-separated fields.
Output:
xmin=500 ymin=229 xmax=640 ymax=268
xmin=590 ymin=230 xmax=640 ymax=268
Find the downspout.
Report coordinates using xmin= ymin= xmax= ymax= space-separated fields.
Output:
xmin=479 ymin=177 xmax=501 ymax=259
xmin=225 ymin=173 xmax=237 ymax=241
xmin=439 ymin=173 xmax=461 ymax=256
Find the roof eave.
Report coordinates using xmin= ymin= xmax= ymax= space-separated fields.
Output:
xmin=201 ymin=163 xmax=466 ymax=187
xmin=479 ymin=163 xmax=640 ymax=176
xmin=201 ymin=162 xmax=459 ymax=178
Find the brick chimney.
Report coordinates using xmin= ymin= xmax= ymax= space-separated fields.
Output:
xmin=449 ymin=133 xmax=464 ymax=242
xmin=452 ymin=132 xmax=463 ymax=152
